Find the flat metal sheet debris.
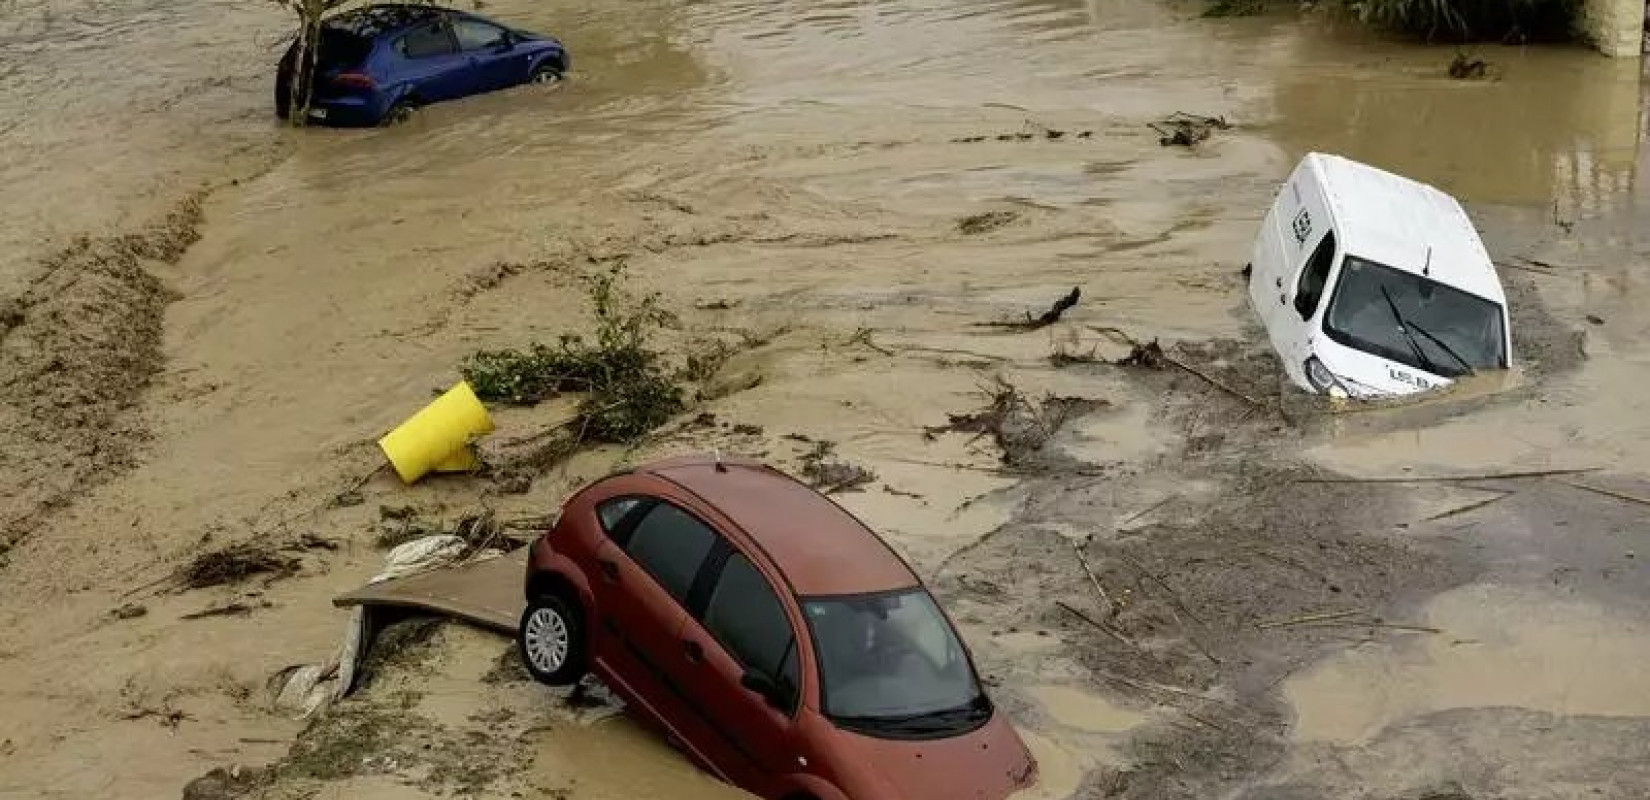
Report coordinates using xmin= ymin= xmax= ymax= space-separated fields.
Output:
xmin=333 ymin=548 xmax=527 ymax=634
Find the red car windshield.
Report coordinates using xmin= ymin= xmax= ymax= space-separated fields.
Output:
xmin=804 ymin=589 xmax=987 ymax=736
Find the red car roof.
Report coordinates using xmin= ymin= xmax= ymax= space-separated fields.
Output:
xmin=642 ymin=455 xmax=919 ymax=597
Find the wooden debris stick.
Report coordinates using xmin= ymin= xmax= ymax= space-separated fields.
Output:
xmin=1294 ymin=620 xmax=1444 ymax=635
xmin=1421 ymin=490 xmax=1513 ymax=522
xmin=1257 ymin=609 xmax=1362 ymax=630
xmin=1161 ymin=352 xmax=1266 ymax=409
xmin=1055 ymin=600 xmax=1135 ymax=649
xmin=180 ymin=602 xmax=258 ymax=621
xmin=1494 ymin=260 xmax=1557 ymax=276
xmin=1182 ymin=709 xmax=1229 ymax=732
xmin=1296 ymin=468 xmax=1598 ymax=485
xmin=1558 ymin=479 xmax=1650 ymax=508
xmin=1070 ymin=539 xmax=1119 ymax=619
xmin=1113 ymin=551 xmax=1203 ymax=626
xmin=1120 ymin=496 xmax=1176 ymax=528
xmin=1092 ymin=669 xmax=1244 ymax=711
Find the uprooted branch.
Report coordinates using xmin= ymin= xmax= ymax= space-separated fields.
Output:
xmin=978 ymin=287 xmax=1081 ymax=331
xmin=175 ymin=542 xmax=300 ymax=591
xmin=1448 ymin=51 xmax=1489 ymax=80
xmin=1088 ymin=326 xmax=1266 ymax=408
xmin=1151 ymin=112 xmax=1232 ymax=147
xmin=799 ymin=441 xmax=878 ymax=494
xmin=925 ymin=377 xmax=1105 ymax=467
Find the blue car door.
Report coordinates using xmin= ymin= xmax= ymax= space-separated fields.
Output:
xmin=451 ymin=17 xmax=527 ymax=92
xmin=393 ymin=19 xmax=470 ymax=102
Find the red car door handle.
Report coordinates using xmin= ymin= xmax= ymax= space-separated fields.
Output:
xmin=598 ymin=558 xmax=619 ymax=581
xmin=683 ymin=639 xmax=704 ymax=663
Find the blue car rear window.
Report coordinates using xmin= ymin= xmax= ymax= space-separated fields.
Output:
xmin=316 ymin=29 xmax=372 ymax=68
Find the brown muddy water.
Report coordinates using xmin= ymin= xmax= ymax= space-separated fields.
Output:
xmin=2 ymin=0 xmax=1649 ymax=798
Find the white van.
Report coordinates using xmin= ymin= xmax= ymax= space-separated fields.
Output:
xmin=1247 ymin=153 xmax=1513 ymax=399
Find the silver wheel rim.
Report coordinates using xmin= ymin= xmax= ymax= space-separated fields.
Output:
xmin=533 ymin=69 xmax=561 ymax=85
xmin=525 ymin=606 xmax=570 ymax=673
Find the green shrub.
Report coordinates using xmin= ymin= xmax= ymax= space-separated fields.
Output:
xmin=1340 ymin=0 xmax=1579 ymax=42
xmin=460 ymin=263 xmax=685 ymax=445
xmin=1199 ymin=0 xmax=1581 ymax=42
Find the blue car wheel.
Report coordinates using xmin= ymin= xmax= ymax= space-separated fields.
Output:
xmin=529 ymin=60 xmax=563 ymax=85
xmin=381 ymin=97 xmax=417 ymax=126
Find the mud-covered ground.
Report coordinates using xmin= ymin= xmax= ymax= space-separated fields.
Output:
xmin=3 ymin=0 xmax=1650 ymax=798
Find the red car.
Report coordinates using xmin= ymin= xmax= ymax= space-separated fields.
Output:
xmin=518 ymin=454 xmax=1037 ymax=800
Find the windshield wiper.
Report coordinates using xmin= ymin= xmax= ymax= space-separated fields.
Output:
xmin=833 ymin=696 xmax=991 ymax=734
xmin=1379 ymin=286 xmax=1440 ymax=376
xmin=1406 ymin=320 xmax=1475 ymax=377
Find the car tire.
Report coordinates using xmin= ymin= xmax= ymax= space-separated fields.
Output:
xmin=529 ymin=61 xmax=564 ymax=85
xmin=381 ymin=98 xmax=417 ymax=127
xmin=519 ymin=592 xmax=586 ymax=685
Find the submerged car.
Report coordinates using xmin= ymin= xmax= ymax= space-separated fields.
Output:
xmin=518 ymin=455 xmax=1037 ymax=800
xmin=275 ymin=4 xmax=568 ymax=126
xmin=1247 ymin=152 xmax=1512 ymax=399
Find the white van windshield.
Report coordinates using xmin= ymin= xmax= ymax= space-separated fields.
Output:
xmin=1323 ymin=255 xmax=1507 ymax=377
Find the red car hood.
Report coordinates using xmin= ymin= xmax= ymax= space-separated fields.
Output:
xmin=827 ymin=712 xmax=1036 ymax=800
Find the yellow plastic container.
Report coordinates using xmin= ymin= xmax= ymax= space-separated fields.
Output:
xmin=378 ymin=381 xmax=496 ymax=484
xmin=432 ymin=446 xmax=481 ymax=474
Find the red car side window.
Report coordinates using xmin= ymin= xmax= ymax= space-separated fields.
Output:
xmin=596 ymin=496 xmax=646 ymax=536
xmin=623 ymin=503 xmax=717 ymax=604
xmin=702 ymin=553 xmax=799 ymax=711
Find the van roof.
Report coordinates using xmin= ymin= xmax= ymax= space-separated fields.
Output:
xmin=1305 ymin=153 xmax=1505 ymax=305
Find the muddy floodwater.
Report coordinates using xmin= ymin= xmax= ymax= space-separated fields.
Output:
xmin=2 ymin=0 xmax=1649 ymax=798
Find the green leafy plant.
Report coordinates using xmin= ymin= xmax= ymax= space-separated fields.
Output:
xmin=1336 ymin=0 xmax=1578 ymax=41
xmin=460 ymin=263 xmax=685 ymax=444
xmin=1202 ymin=0 xmax=1268 ymax=18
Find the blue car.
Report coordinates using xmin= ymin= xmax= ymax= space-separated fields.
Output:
xmin=275 ymin=4 xmax=569 ymax=127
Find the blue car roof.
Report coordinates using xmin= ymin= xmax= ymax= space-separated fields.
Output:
xmin=323 ymin=4 xmax=449 ymax=37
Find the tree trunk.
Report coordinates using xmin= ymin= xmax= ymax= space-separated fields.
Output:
xmin=287 ymin=8 xmax=323 ymax=126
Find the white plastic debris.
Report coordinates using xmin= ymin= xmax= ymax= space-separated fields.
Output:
xmin=373 ymin=534 xmax=469 ymax=583
xmin=332 ymin=605 xmax=368 ymax=702
xmin=269 ymin=534 xmax=477 ymax=715
xmin=270 ymin=663 xmax=334 ymax=717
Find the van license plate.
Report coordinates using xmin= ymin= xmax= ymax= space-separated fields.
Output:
xmin=1388 ymin=366 xmax=1431 ymax=390
xmin=308 ymin=108 xmax=328 ymax=120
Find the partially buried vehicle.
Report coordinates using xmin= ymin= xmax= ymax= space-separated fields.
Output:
xmin=517 ymin=455 xmax=1037 ymax=800
xmin=275 ymin=4 xmax=568 ymax=126
xmin=1247 ymin=152 xmax=1512 ymax=399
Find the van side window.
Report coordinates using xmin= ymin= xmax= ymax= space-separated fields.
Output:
xmin=1294 ymin=231 xmax=1337 ymax=320
xmin=702 ymin=552 xmax=799 ymax=711
xmin=624 ymin=503 xmax=717 ymax=603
